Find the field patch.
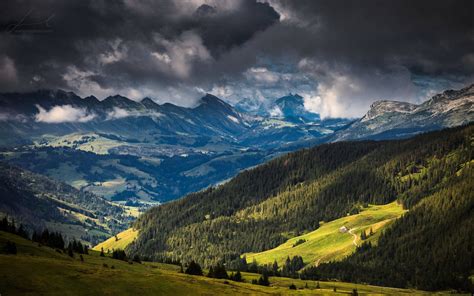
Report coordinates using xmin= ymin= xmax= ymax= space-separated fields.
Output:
xmin=93 ymin=228 xmax=139 ymax=252
xmin=244 ymin=201 xmax=406 ymax=267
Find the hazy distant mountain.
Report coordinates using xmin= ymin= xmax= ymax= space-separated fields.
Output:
xmin=274 ymin=94 xmax=320 ymax=123
xmin=234 ymin=97 xmax=268 ymax=116
xmin=235 ymin=94 xmax=321 ymax=123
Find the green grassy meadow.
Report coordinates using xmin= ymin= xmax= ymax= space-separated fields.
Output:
xmin=0 ymin=230 xmax=440 ymax=295
xmin=93 ymin=228 xmax=139 ymax=252
xmin=244 ymin=202 xmax=407 ymax=267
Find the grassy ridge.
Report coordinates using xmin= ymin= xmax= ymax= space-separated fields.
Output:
xmin=0 ymin=231 xmax=434 ymax=295
xmin=93 ymin=228 xmax=138 ymax=252
xmin=244 ymin=202 xmax=406 ymax=266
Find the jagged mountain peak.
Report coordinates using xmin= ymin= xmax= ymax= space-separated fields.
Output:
xmin=140 ymin=97 xmax=160 ymax=109
xmin=198 ymin=93 xmax=228 ymax=106
xmin=425 ymin=83 xmax=474 ymax=106
xmin=274 ymin=93 xmax=320 ymax=123
xmin=102 ymin=94 xmax=142 ymax=109
xmin=103 ymin=94 xmax=131 ymax=102
xmin=83 ymin=95 xmax=99 ymax=103
xmin=362 ymin=100 xmax=417 ymax=122
xmin=141 ymin=97 xmax=156 ymax=104
xmin=195 ymin=94 xmax=237 ymax=114
xmin=275 ymin=93 xmax=304 ymax=105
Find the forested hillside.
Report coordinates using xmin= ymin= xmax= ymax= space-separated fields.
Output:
xmin=305 ymin=166 xmax=473 ymax=291
xmin=0 ymin=162 xmax=134 ymax=244
xmin=129 ymin=124 xmax=473 ymax=290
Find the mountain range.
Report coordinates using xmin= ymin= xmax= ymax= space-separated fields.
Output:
xmin=0 ymin=84 xmax=472 ymax=206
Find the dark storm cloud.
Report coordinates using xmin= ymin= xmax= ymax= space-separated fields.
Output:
xmin=0 ymin=0 xmax=472 ymax=115
xmin=222 ymin=0 xmax=474 ymax=117
xmin=262 ymin=0 xmax=473 ymax=76
xmin=0 ymin=0 xmax=279 ymax=102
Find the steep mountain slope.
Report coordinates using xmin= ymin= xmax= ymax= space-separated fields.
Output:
xmin=129 ymin=123 xmax=473 ymax=289
xmin=333 ymin=84 xmax=474 ymax=141
xmin=0 ymin=162 xmax=134 ymax=244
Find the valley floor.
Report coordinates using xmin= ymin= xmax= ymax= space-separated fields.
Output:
xmin=0 ymin=231 xmax=447 ymax=295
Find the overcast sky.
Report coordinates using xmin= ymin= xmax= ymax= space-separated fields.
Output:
xmin=1 ymin=0 xmax=473 ymax=118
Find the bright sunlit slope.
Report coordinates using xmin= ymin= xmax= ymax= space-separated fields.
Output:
xmin=93 ymin=228 xmax=139 ymax=252
xmin=244 ymin=201 xmax=406 ymax=267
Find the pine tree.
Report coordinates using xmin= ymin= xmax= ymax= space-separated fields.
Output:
xmin=4 ymin=241 xmax=17 ymax=254
xmin=68 ymin=246 xmax=74 ymax=257
xmin=207 ymin=264 xmax=228 ymax=279
xmin=185 ymin=261 xmax=203 ymax=276
xmin=257 ymin=272 xmax=270 ymax=286
xmin=272 ymin=260 xmax=279 ymax=275
xmin=207 ymin=266 xmax=214 ymax=278
xmin=233 ymin=271 xmax=242 ymax=282
xmin=248 ymin=258 xmax=258 ymax=273
xmin=133 ymin=254 xmax=141 ymax=263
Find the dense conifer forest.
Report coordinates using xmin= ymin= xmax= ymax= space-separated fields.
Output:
xmin=128 ymin=124 xmax=473 ymax=291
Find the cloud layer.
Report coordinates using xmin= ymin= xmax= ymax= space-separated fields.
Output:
xmin=35 ymin=105 xmax=96 ymax=123
xmin=1 ymin=0 xmax=473 ymax=117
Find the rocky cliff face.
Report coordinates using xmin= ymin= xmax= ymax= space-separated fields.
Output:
xmin=333 ymin=84 xmax=474 ymax=141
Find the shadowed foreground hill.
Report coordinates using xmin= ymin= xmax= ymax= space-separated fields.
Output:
xmin=0 ymin=231 xmax=436 ymax=295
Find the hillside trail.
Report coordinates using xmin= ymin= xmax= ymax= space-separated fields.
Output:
xmin=315 ymin=228 xmax=359 ymax=266
xmin=348 ymin=228 xmax=358 ymax=247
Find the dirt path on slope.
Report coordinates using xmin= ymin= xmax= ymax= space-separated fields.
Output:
xmin=348 ymin=228 xmax=358 ymax=247
xmin=315 ymin=228 xmax=359 ymax=266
